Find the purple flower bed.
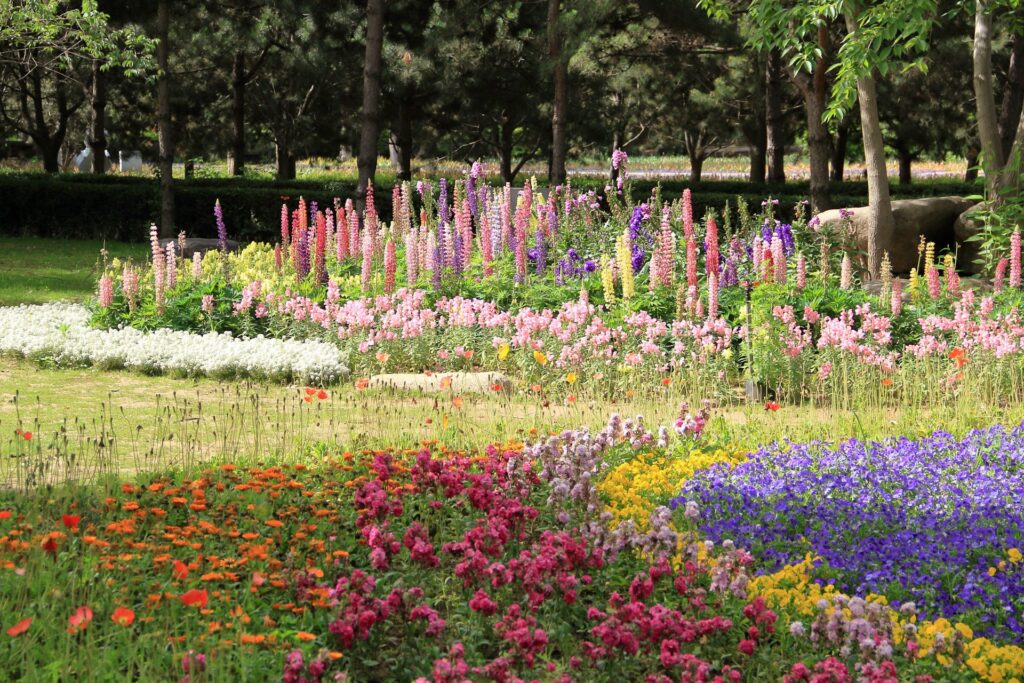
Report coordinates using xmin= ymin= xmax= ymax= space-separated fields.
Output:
xmin=674 ymin=424 xmax=1024 ymax=642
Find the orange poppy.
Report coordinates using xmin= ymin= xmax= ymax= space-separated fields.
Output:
xmin=451 ymin=396 xmax=463 ymax=409
xmin=180 ymin=589 xmax=209 ymax=608
xmin=566 ymin=394 xmax=577 ymax=404
xmin=440 ymin=377 xmax=452 ymax=390
xmin=355 ymin=378 xmax=369 ymax=390
xmin=881 ymin=378 xmax=893 ymax=386
xmin=67 ymin=606 xmax=93 ymax=633
xmin=111 ymin=608 xmax=135 ymax=627
xmin=6 ymin=618 xmax=31 ymax=637
xmin=295 ymin=631 xmax=317 ymax=642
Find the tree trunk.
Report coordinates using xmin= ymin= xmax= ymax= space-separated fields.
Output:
xmin=547 ymin=0 xmax=568 ymax=186
xmin=356 ymin=0 xmax=385 ymax=211
xmin=749 ymin=139 xmax=766 ymax=184
xmin=89 ymin=60 xmax=106 ymax=174
xmin=499 ymin=122 xmax=514 ymax=183
xmin=897 ymin=149 xmax=913 ymax=186
xmin=801 ymin=83 xmax=832 ymax=212
xmin=966 ymin=146 xmax=980 ymax=182
xmin=689 ymin=153 xmax=704 ymax=183
xmin=275 ymin=134 xmax=294 ymax=180
xmin=830 ymin=117 xmax=850 ymax=182
xmin=1000 ymin=33 xmax=1024 ymax=161
xmin=229 ymin=51 xmax=245 ymax=176
xmin=393 ymin=95 xmax=413 ymax=180
xmin=765 ymin=49 xmax=786 ymax=184
xmin=156 ymin=0 xmax=175 ymax=238
xmin=847 ymin=11 xmax=893 ymax=279
xmin=974 ymin=0 xmax=1003 ymax=189
xmin=42 ymin=142 xmax=60 ymax=173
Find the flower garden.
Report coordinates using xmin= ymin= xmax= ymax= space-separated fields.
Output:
xmin=2 ymin=162 xmax=1024 ymax=681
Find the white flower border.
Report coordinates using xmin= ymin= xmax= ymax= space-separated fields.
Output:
xmin=0 ymin=303 xmax=348 ymax=385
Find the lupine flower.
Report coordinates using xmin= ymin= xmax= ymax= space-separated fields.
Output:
xmin=796 ymin=254 xmax=806 ymax=290
xmin=705 ymin=216 xmax=719 ymax=278
xmin=383 ymin=238 xmax=396 ymax=294
xmin=98 ymin=275 xmax=113 ymax=308
xmin=214 ymin=199 xmax=227 ymax=253
xmin=839 ymin=254 xmax=852 ymax=290
xmin=1012 ymin=229 xmax=1021 ymax=288
xmin=891 ymin=279 xmax=902 ymax=316
xmin=405 ymin=230 xmax=418 ymax=285
xmin=361 ymin=230 xmax=373 ymax=293
xmin=682 ymin=189 xmax=693 ymax=240
xmin=927 ymin=263 xmax=941 ymax=299
xmin=995 ymin=257 xmax=1008 ymax=293
xmin=601 ymin=255 xmax=615 ymax=304
xmin=280 ymin=203 xmax=290 ymax=248
xmin=165 ymin=247 xmax=176 ymax=289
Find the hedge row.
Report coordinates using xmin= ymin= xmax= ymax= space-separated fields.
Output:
xmin=0 ymin=173 xmax=982 ymax=243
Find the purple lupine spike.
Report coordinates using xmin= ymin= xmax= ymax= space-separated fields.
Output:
xmin=466 ymin=175 xmax=477 ymax=217
xmin=534 ymin=227 xmax=546 ymax=275
xmin=214 ymin=199 xmax=227 ymax=252
xmin=438 ymin=178 xmax=449 ymax=228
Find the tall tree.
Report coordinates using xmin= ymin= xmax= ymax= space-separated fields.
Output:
xmin=548 ymin=0 xmax=569 ymax=184
xmin=156 ymin=0 xmax=174 ymax=237
xmin=765 ymin=48 xmax=787 ymax=183
xmin=0 ymin=0 xmax=153 ymax=173
xmin=844 ymin=5 xmax=893 ymax=277
xmin=357 ymin=0 xmax=384 ymax=209
xmin=89 ymin=59 xmax=106 ymax=173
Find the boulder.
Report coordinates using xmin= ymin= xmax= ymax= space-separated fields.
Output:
xmin=160 ymin=237 xmax=241 ymax=259
xmin=953 ymin=202 xmax=987 ymax=273
xmin=814 ymin=196 xmax=974 ymax=274
xmin=367 ymin=372 xmax=513 ymax=394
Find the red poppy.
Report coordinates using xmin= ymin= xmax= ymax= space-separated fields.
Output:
xmin=6 ymin=618 xmax=31 ymax=637
xmin=316 ymin=389 xmax=328 ymax=400
xmin=21 ymin=431 xmax=32 ymax=441
xmin=490 ymin=383 xmax=503 ymax=392
xmin=172 ymin=560 xmax=189 ymax=580
xmin=0 ymin=510 xmax=11 ymax=520
xmin=67 ymin=606 xmax=93 ymax=633
xmin=61 ymin=514 xmax=80 ymax=530
xmin=355 ymin=378 xmax=369 ymax=390
xmin=303 ymin=396 xmax=313 ymax=403
xmin=304 ymin=387 xmax=316 ymax=396
xmin=949 ymin=347 xmax=969 ymax=368
xmin=566 ymin=394 xmax=577 ymax=404
xmin=111 ymin=607 xmax=135 ymax=626
xmin=661 ymin=377 xmax=671 ymax=386
xmin=42 ymin=535 xmax=58 ymax=555
xmin=764 ymin=401 xmax=780 ymax=412
xmin=881 ymin=378 xmax=893 ymax=387
xmin=180 ymin=589 xmax=209 ymax=608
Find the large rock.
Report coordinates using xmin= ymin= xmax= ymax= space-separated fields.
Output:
xmin=814 ymin=196 xmax=974 ymax=274
xmin=953 ymin=202 xmax=987 ymax=274
xmin=367 ymin=372 xmax=513 ymax=394
xmin=160 ymin=237 xmax=241 ymax=259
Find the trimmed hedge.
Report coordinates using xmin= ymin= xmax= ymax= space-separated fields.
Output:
xmin=0 ymin=172 xmax=982 ymax=243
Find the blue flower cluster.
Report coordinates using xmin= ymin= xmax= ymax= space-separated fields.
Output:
xmin=674 ymin=424 xmax=1024 ymax=641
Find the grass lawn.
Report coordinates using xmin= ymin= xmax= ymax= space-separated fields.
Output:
xmin=0 ymin=237 xmax=146 ymax=306
xmin=1 ymin=354 xmax=1021 ymax=486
